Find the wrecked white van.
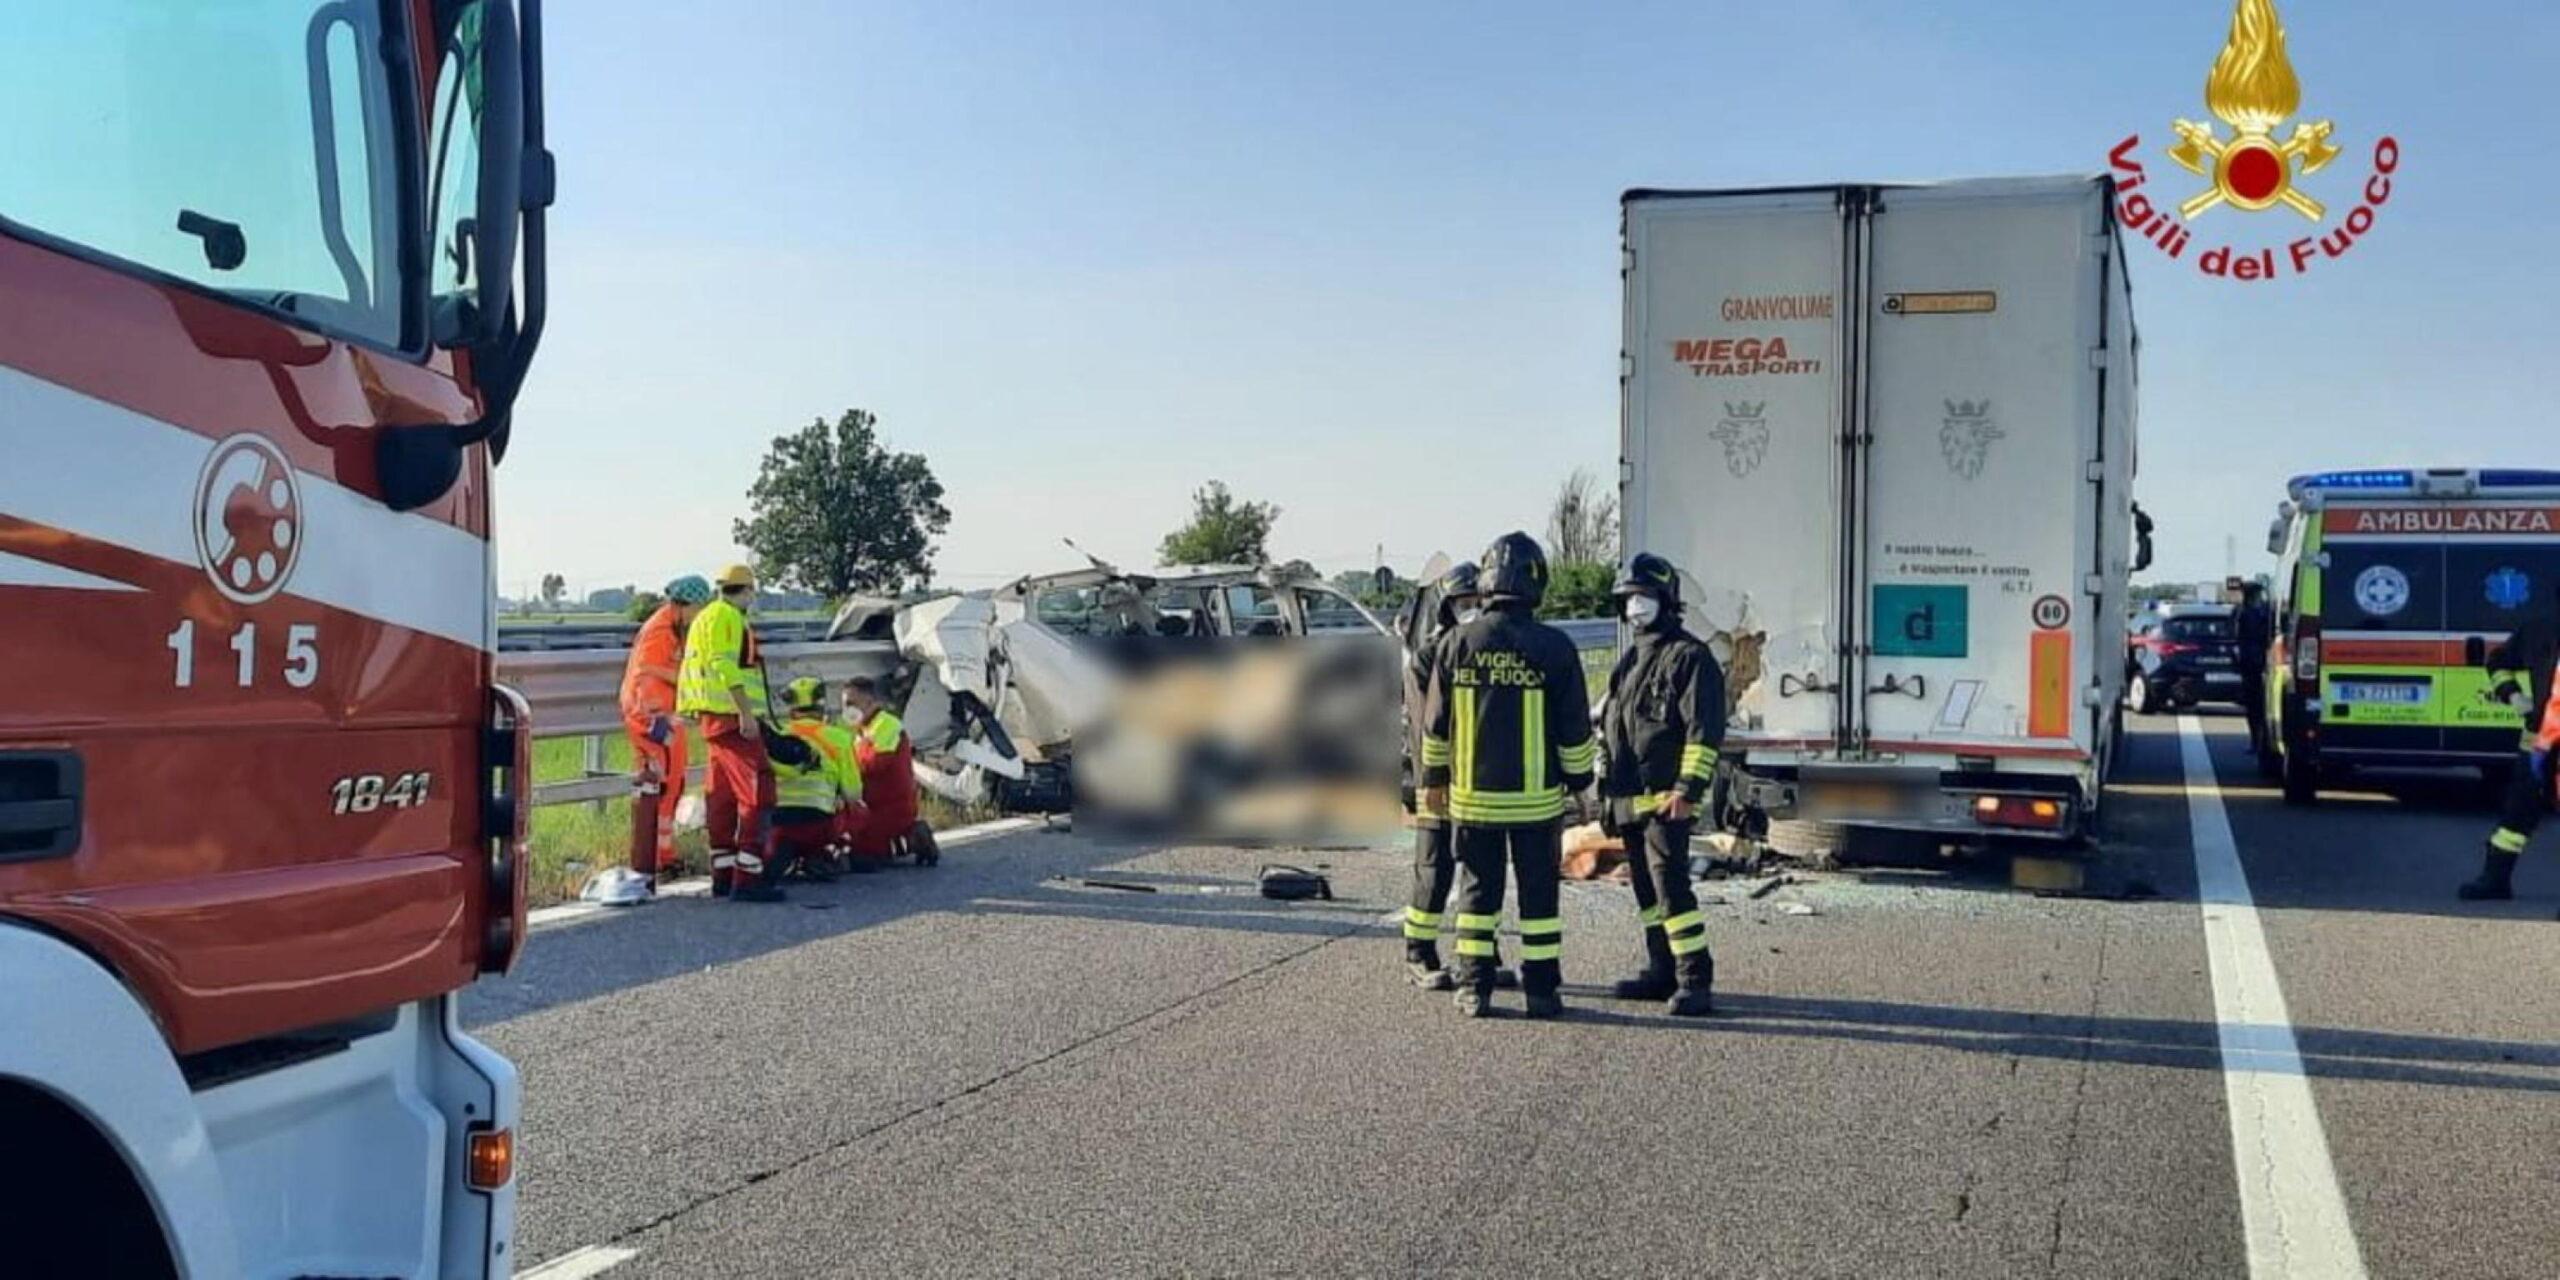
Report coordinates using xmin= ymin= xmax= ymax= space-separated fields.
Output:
xmin=831 ymin=560 xmax=1400 ymax=832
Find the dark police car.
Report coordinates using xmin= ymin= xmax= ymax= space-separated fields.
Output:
xmin=2125 ymin=603 xmax=2245 ymax=713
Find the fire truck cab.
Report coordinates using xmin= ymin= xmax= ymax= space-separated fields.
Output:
xmin=0 ymin=2 xmax=549 ymax=1275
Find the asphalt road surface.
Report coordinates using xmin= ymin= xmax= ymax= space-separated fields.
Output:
xmin=474 ymin=712 xmax=2560 ymax=1279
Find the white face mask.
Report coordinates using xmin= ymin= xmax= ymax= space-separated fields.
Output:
xmin=1624 ymin=595 xmax=1662 ymax=628
xmin=1456 ymin=604 xmax=1482 ymax=625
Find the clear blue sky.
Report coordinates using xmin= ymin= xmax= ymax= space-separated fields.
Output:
xmin=499 ymin=0 xmax=2558 ymax=601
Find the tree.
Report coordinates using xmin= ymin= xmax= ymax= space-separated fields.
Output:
xmin=1546 ymin=467 xmax=1619 ymax=568
xmin=1159 ymin=480 xmax=1279 ymax=566
xmin=625 ymin=590 xmax=664 ymax=623
xmin=733 ymin=409 xmax=951 ymax=601
xmin=1539 ymin=561 xmax=1615 ymax=621
xmin=539 ymin=573 xmax=566 ymax=611
xmin=1332 ymin=568 xmax=1414 ymax=613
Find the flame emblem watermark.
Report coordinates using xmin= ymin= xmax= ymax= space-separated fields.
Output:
xmin=2106 ymin=0 xmax=2398 ymax=283
xmin=2165 ymin=0 xmax=2339 ymax=220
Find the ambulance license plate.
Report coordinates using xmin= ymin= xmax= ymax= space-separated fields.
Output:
xmin=2335 ymin=681 xmax=2426 ymax=705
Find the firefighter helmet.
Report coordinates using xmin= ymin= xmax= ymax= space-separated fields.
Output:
xmin=1432 ymin=561 xmax=1483 ymax=629
xmin=1612 ymin=552 xmax=1682 ymax=608
xmin=1479 ymin=531 xmax=1549 ymax=607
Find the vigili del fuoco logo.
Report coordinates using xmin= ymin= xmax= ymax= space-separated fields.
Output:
xmin=2107 ymin=0 xmax=2399 ymax=282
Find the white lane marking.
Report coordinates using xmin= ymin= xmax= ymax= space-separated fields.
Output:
xmin=516 ymin=1242 xmax=640 ymax=1279
xmin=2178 ymin=715 xmax=2367 ymax=1279
xmin=525 ymin=816 xmax=1051 ymax=932
xmin=0 ymin=549 xmax=141 ymax=592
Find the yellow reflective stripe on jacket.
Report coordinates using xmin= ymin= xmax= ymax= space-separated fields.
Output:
xmin=1558 ymin=736 xmax=1596 ymax=775
xmin=1448 ymin=790 xmax=1568 ymax=824
xmin=1522 ymin=688 xmax=1546 ymax=795
xmin=1679 ymin=743 xmax=1719 ymax=779
xmin=868 ymin=711 xmax=905 ymax=753
xmin=1453 ymin=687 xmax=1477 ymax=795
xmin=1420 ymin=734 xmax=1451 ymax=767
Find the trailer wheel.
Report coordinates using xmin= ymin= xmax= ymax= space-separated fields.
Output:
xmin=1762 ymin=819 xmax=1847 ymax=869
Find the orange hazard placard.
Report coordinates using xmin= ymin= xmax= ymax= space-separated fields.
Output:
xmin=2029 ymin=631 xmax=2073 ymax=739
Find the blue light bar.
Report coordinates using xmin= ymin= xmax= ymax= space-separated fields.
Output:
xmin=2480 ymin=469 xmax=2560 ymax=488
xmin=2291 ymin=470 xmax=2412 ymax=491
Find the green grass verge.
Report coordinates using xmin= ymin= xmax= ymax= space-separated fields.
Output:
xmin=526 ymin=730 xmax=994 ymax=906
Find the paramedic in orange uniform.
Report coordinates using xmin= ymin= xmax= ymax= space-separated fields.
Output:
xmin=840 ymin=676 xmax=924 ymax=868
xmin=620 ymin=575 xmax=712 ymax=876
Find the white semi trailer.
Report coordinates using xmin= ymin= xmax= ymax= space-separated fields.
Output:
xmin=1620 ymin=175 xmax=2138 ymax=845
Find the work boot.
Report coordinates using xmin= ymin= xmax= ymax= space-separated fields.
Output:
xmin=1611 ymin=931 xmax=1677 ymax=1001
xmin=1406 ymin=945 xmax=1454 ymax=991
xmin=1522 ymin=991 xmax=1565 ymax=1020
xmin=1665 ymin=951 xmax=1716 ymax=1018
xmin=1453 ymin=985 xmax=1491 ymax=1019
xmin=2457 ymin=849 xmax=2520 ymax=901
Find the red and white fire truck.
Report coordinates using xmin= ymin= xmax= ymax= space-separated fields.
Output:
xmin=0 ymin=3 xmax=550 ymax=1275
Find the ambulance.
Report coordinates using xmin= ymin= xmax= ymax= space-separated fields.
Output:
xmin=2260 ymin=469 xmax=2560 ymax=803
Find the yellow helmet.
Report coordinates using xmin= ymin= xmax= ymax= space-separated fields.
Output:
xmin=783 ymin=676 xmax=828 ymax=713
xmin=714 ymin=563 xmax=758 ymax=591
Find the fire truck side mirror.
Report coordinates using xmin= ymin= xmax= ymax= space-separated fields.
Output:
xmin=382 ymin=0 xmax=551 ymax=512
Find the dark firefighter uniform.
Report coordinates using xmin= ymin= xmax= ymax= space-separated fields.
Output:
xmin=1599 ymin=553 xmax=1723 ymax=1017
xmin=1399 ymin=562 xmax=1481 ymax=989
xmin=2462 ymin=593 xmax=2560 ymax=903
xmin=1420 ymin=532 xmax=1595 ymax=1019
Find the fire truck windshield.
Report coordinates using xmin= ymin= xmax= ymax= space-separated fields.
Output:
xmin=0 ymin=0 xmax=415 ymax=349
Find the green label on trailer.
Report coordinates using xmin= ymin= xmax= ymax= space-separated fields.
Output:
xmin=1873 ymin=584 xmax=1969 ymax=658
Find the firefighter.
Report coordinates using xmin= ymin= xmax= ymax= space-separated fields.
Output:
xmin=2460 ymin=578 xmax=2560 ymax=904
xmin=678 ymin=563 xmax=785 ymax=902
xmin=621 ymin=575 xmax=711 ymax=878
xmin=1419 ymin=532 xmax=1597 ymax=1019
xmin=1598 ymin=553 xmax=1723 ymax=1017
xmin=1400 ymin=562 xmax=1478 ymax=987
xmin=771 ymin=677 xmax=865 ymax=882
xmin=842 ymin=676 xmax=937 ymax=868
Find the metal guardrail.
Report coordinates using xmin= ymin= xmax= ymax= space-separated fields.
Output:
xmin=500 ymin=622 xmax=1618 ymax=809
xmin=499 ymin=639 xmax=896 ymax=807
xmin=496 ymin=618 xmax=833 ymax=652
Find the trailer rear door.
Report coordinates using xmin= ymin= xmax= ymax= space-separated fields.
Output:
xmin=1854 ymin=182 xmax=2108 ymax=758
xmin=1622 ymin=191 xmax=1847 ymax=750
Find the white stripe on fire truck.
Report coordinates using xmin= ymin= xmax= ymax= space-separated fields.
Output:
xmin=0 ymin=549 xmax=142 ymax=593
xmin=0 ymin=364 xmax=489 ymax=649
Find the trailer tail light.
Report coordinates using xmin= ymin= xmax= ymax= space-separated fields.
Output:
xmin=2294 ymin=622 xmax=2322 ymax=697
xmin=1971 ymin=794 xmax=2066 ymax=830
xmin=481 ymin=685 xmax=533 ymax=974
xmin=466 ymin=1124 xmax=515 ymax=1191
